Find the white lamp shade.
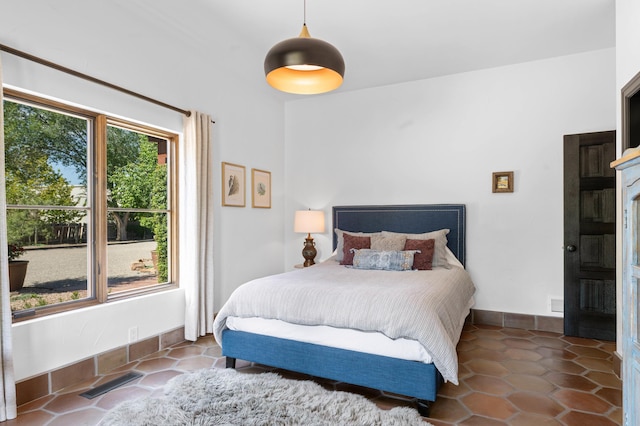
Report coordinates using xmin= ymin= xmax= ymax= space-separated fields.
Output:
xmin=294 ymin=210 xmax=325 ymax=234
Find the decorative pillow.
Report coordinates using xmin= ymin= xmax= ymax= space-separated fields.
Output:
xmin=382 ymin=229 xmax=451 ymax=268
xmin=371 ymin=234 xmax=407 ymax=252
xmin=334 ymin=229 xmax=380 ymax=262
xmin=404 ymin=239 xmax=435 ymax=270
xmin=341 ymin=234 xmax=371 ymax=265
xmin=351 ymin=249 xmax=418 ymax=271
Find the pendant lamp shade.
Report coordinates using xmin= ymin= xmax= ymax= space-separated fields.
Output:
xmin=264 ymin=24 xmax=345 ymax=94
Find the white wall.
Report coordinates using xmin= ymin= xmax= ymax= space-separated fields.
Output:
xmin=285 ymin=48 xmax=616 ymax=318
xmin=1 ymin=3 xmax=286 ymax=381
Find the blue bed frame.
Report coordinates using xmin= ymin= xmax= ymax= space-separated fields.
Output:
xmin=223 ymin=204 xmax=466 ymax=416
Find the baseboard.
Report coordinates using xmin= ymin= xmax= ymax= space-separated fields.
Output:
xmin=612 ymin=351 xmax=622 ymax=379
xmin=16 ymin=326 xmax=186 ymax=407
xmin=470 ymin=309 xmax=564 ymax=334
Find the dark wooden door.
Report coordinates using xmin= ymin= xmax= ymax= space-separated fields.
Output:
xmin=564 ymin=131 xmax=616 ymax=340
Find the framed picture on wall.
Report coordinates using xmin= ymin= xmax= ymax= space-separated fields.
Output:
xmin=251 ymin=168 xmax=271 ymax=209
xmin=222 ymin=162 xmax=246 ymax=207
xmin=492 ymin=171 xmax=514 ymax=193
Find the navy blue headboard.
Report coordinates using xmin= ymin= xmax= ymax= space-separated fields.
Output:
xmin=332 ymin=204 xmax=466 ymax=265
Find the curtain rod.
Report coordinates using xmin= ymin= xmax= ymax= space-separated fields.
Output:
xmin=0 ymin=42 xmax=201 ymax=119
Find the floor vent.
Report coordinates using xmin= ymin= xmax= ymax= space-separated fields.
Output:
xmin=79 ymin=371 xmax=142 ymax=399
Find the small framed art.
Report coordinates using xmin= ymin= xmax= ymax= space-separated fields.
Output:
xmin=251 ymin=168 xmax=271 ymax=209
xmin=222 ymin=162 xmax=246 ymax=206
xmin=492 ymin=171 xmax=514 ymax=193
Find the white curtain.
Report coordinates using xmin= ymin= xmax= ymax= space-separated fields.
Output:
xmin=0 ymin=54 xmax=17 ymax=420
xmin=180 ymin=111 xmax=215 ymax=341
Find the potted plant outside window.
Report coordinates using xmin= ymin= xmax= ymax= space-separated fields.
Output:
xmin=8 ymin=244 xmax=28 ymax=292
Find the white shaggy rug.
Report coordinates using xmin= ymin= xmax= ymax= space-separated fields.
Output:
xmin=100 ymin=368 xmax=432 ymax=425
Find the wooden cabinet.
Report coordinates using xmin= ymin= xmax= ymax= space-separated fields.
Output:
xmin=612 ymin=149 xmax=640 ymax=426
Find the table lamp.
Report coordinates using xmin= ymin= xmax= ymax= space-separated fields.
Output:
xmin=294 ymin=210 xmax=325 ymax=266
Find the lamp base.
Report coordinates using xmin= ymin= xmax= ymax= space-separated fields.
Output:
xmin=301 ymin=235 xmax=317 ymax=267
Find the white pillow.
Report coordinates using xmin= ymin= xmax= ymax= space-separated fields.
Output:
xmin=381 ymin=229 xmax=451 ymax=268
xmin=334 ymin=229 xmax=381 ymax=262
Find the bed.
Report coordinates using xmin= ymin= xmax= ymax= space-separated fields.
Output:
xmin=213 ymin=204 xmax=474 ymax=416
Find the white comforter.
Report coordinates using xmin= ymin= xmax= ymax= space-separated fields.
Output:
xmin=213 ymin=258 xmax=476 ymax=384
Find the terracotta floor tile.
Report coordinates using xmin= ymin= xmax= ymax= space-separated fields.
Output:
xmin=504 ymin=374 xmax=555 ymax=393
xmin=502 ymin=337 xmax=539 ymax=350
xmin=552 ymin=388 xmax=612 ymax=414
xmin=167 ymin=345 xmax=206 ymax=359
xmin=596 ymin=387 xmax=623 ymax=407
xmin=175 ymin=355 xmax=216 ymax=371
xmin=95 ymin=385 xmax=152 ymax=410
xmin=473 ymin=329 xmax=507 ymax=340
xmin=529 ymin=330 xmax=563 ymax=338
xmin=536 ymin=346 xmax=578 ymax=360
xmin=465 ymin=359 xmax=510 ymax=377
xmin=508 ymin=412 xmax=563 ymax=425
xmin=11 ymin=327 xmax=626 ymax=425
xmin=16 ymin=394 xmax=54 ymax=413
xmin=461 ymin=392 xmax=518 ymax=420
xmin=507 ymin=392 xmax=564 ymax=417
xmin=194 ymin=335 xmax=218 ymax=346
xmin=47 ymin=407 xmax=106 ymax=426
xmin=504 ymin=348 xmax=543 ymax=361
xmin=459 ymin=348 xmax=507 ymax=363
xmin=429 ymin=395 xmax=470 ymax=423
xmin=373 ymin=398 xmax=414 ymax=415
xmin=560 ymin=410 xmax=619 ymax=426
xmin=539 ymin=358 xmax=586 ymax=374
xmin=138 ymin=369 xmax=183 ymax=388
xmin=502 ymin=359 xmax=547 ymax=376
xmin=135 ymin=356 xmax=177 ymax=372
xmin=499 ymin=329 xmax=535 ymax=338
xmin=4 ymin=409 xmax=55 ymax=425
xmin=574 ymin=356 xmax=615 ymax=372
xmin=599 ymin=342 xmax=617 ymax=353
xmin=474 ymin=324 xmax=503 ymax=331
xmin=426 ymin=420 xmax=454 ymax=426
xmin=464 ymin=375 xmax=514 ymax=395
xmin=204 ymin=345 xmax=223 ymax=357
xmin=608 ymin=407 xmax=623 ymax=424
xmin=438 ymin=380 xmax=471 ymax=398
xmin=457 ymin=340 xmax=478 ymax=352
xmin=458 ymin=414 xmax=509 ymax=425
xmin=585 ymin=370 xmax=622 ymax=389
xmin=141 ymin=348 xmax=171 ymax=360
xmin=544 ymin=372 xmax=598 ymax=391
xmin=460 ymin=331 xmax=478 ymax=342
xmin=43 ymin=392 xmax=94 ymax=413
xmin=561 ymin=336 xmax=602 ymax=347
xmin=566 ymin=345 xmax=611 ymax=359
xmin=474 ymin=338 xmax=508 ymax=351
xmin=531 ymin=336 xmax=569 ymax=349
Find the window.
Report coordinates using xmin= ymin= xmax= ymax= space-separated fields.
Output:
xmin=4 ymin=89 xmax=178 ymax=320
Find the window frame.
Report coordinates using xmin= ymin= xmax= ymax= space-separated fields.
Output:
xmin=4 ymin=88 xmax=179 ymax=321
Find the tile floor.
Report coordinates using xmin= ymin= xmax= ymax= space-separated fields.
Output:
xmin=5 ymin=323 xmax=622 ymax=425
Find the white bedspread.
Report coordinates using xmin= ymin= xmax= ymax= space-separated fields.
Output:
xmin=226 ymin=316 xmax=435 ymax=363
xmin=213 ymin=258 xmax=476 ymax=384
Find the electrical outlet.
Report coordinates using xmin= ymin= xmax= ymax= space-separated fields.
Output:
xmin=128 ymin=326 xmax=138 ymax=343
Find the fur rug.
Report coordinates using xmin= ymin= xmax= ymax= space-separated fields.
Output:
xmin=100 ymin=368 xmax=432 ymax=425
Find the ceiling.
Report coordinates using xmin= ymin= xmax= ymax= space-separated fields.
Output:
xmin=2 ymin=0 xmax=616 ymax=96
xmin=196 ymin=0 xmax=615 ymax=93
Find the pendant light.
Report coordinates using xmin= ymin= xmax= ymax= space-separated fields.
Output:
xmin=264 ymin=0 xmax=345 ymax=95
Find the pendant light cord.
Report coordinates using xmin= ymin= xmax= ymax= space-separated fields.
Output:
xmin=303 ymin=0 xmax=307 ymax=25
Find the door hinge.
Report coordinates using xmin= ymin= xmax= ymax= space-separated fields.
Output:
xmin=624 ymin=208 xmax=628 ymax=229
